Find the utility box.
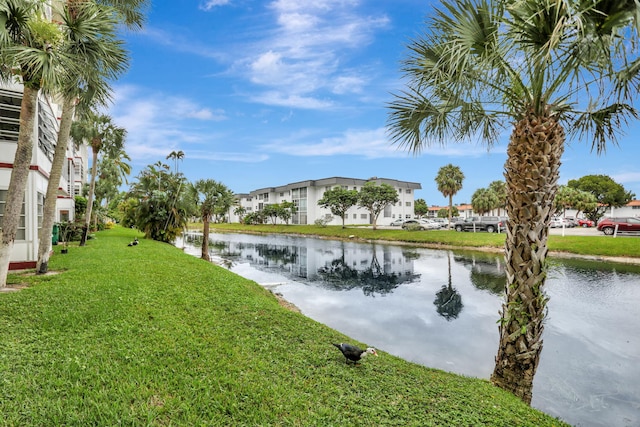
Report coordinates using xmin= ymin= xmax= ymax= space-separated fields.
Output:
xmin=52 ymin=224 xmax=59 ymax=245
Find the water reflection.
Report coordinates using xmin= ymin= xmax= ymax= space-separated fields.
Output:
xmin=433 ymin=253 xmax=463 ymax=320
xmin=178 ymin=232 xmax=640 ymax=427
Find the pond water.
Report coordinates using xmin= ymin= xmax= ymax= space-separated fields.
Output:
xmin=178 ymin=232 xmax=640 ymax=427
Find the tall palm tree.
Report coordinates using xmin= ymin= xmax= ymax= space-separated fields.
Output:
xmin=388 ymin=0 xmax=640 ymax=404
xmin=189 ymin=179 xmax=233 ymax=261
xmin=166 ymin=150 xmax=185 ymax=173
xmin=434 ymin=164 xmax=464 ymax=228
xmin=0 ymin=0 xmax=78 ymax=287
xmin=71 ymin=111 xmax=126 ymax=246
xmin=36 ymin=1 xmax=130 ymax=274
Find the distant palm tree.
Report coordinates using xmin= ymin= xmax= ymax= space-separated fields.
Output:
xmin=434 ymin=164 xmax=464 ymax=228
xmin=488 ymin=181 xmax=507 ymax=215
xmin=471 ymin=188 xmax=499 ymax=216
xmin=71 ymin=111 xmax=126 ymax=246
xmin=189 ymin=179 xmax=233 ymax=261
xmin=388 ymin=0 xmax=640 ymax=403
xmin=166 ymin=150 xmax=185 ymax=173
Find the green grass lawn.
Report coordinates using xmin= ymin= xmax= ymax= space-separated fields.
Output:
xmin=0 ymin=227 xmax=568 ymax=426
xmin=204 ymin=223 xmax=640 ymax=260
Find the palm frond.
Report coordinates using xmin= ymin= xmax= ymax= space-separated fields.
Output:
xmin=572 ymin=103 xmax=639 ymax=153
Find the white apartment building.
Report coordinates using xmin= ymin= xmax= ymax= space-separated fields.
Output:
xmin=230 ymin=176 xmax=422 ymax=226
xmin=0 ymin=81 xmax=85 ymax=270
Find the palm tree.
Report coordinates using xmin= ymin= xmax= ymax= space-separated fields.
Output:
xmin=37 ymin=1 xmax=130 ymax=274
xmin=488 ymin=180 xmax=507 ymax=215
xmin=189 ymin=179 xmax=234 ymax=261
xmin=71 ymin=111 xmax=126 ymax=246
xmin=0 ymin=0 xmax=79 ymax=286
xmin=166 ymin=150 xmax=185 ymax=173
xmin=434 ymin=164 xmax=464 ymax=228
xmin=471 ymin=188 xmax=499 ymax=216
xmin=388 ymin=0 xmax=640 ymax=404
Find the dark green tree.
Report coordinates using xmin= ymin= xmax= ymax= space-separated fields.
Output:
xmin=438 ymin=206 xmax=459 ymax=218
xmin=357 ymin=182 xmax=400 ymax=230
xmin=318 ymin=187 xmax=359 ymax=228
xmin=414 ymin=198 xmax=429 ymax=218
xmin=568 ymin=175 xmax=635 ymax=221
xmin=127 ymin=162 xmax=189 ymax=243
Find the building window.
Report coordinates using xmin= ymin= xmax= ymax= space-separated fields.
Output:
xmin=37 ymin=192 xmax=44 ymax=229
xmin=60 ymin=210 xmax=70 ymax=222
xmin=353 ymin=214 xmax=357 ymax=219
xmin=360 ymin=213 xmax=368 ymax=219
xmin=0 ymin=90 xmax=21 ymax=143
xmin=0 ymin=190 xmax=26 ymax=240
xmin=291 ymin=187 xmax=307 ymax=225
xmin=406 ymin=189 xmax=412 ymax=194
xmin=406 ymin=201 xmax=411 ymax=207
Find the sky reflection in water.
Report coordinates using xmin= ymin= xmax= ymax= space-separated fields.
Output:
xmin=180 ymin=232 xmax=640 ymax=427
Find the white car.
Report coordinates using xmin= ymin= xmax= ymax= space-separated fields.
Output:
xmin=420 ymin=219 xmax=443 ymax=230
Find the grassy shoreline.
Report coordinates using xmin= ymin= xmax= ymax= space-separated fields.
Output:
xmin=1 ymin=227 xmax=568 ymax=426
xmin=203 ymin=223 xmax=640 ymax=263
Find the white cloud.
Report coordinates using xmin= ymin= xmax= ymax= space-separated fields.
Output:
xmin=261 ymin=128 xmax=502 ymax=159
xmin=200 ymin=0 xmax=231 ymax=11
xmin=251 ymin=91 xmax=333 ymax=109
xmin=238 ymin=1 xmax=389 ymax=108
xmin=109 ymin=85 xmax=246 ymax=165
xmin=612 ymin=171 xmax=640 ymax=184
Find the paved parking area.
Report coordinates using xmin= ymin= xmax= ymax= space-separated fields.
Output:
xmin=548 ymin=226 xmax=600 ymax=236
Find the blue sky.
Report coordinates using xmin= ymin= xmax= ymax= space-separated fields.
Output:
xmin=108 ymin=0 xmax=640 ymax=205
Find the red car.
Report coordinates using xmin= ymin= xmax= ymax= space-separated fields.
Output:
xmin=596 ymin=217 xmax=640 ymax=235
xmin=577 ymin=218 xmax=594 ymax=227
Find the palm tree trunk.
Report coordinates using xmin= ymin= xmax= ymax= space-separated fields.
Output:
xmin=80 ymin=149 xmax=99 ymax=246
xmin=491 ymin=108 xmax=564 ymax=404
xmin=0 ymin=86 xmax=39 ymax=287
xmin=36 ymin=98 xmax=75 ymax=274
xmin=201 ymin=217 xmax=210 ymax=261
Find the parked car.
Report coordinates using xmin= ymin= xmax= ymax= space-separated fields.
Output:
xmin=421 ymin=219 xmax=443 ymax=230
xmin=401 ymin=219 xmax=425 ymax=230
xmin=430 ymin=218 xmax=449 ymax=228
xmin=597 ymin=217 xmax=640 ymax=235
xmin=550 ymin=217 xmax=575 ymax=228
xmin=402 ymin=219 xmax=440 ymax=231
xmin=577 ymin=218 xmax=595 ymax=227
xmin=454 ymin=216 xmax=508 ymax=233
xmin=389 ymin=219 xmax=405 ymax=226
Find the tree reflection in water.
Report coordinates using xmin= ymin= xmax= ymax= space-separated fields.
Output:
xmin=316 ymin=244 xmax=420 ymax=296
xmin=433 ymin=252 xmax=463 ymax=320
xmin=455 ymin=253 xmax=507 ymax=296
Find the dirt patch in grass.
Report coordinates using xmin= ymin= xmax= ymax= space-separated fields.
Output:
xmin=272 ymin=291 xmax=301 ymax=313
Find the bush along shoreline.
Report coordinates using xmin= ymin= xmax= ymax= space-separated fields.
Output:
xmin=1 ymin=227 xmax=568 ymax=426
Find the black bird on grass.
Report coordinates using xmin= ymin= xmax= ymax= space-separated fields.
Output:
xmin=128 ymin=237 xmax=139 ymax=247
xmin=332 ymin=343 xmax=378 ymax=364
